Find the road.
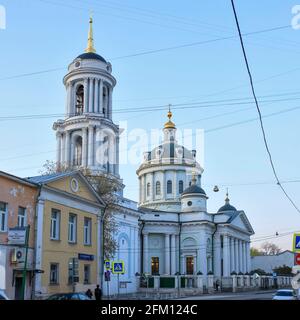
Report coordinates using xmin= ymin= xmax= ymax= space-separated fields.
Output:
xmin=177 ymin=290 xmax=277 ymax=300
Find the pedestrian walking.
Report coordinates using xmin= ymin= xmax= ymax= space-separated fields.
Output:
xmin=94 ymin=284 xmax=102 ymax=301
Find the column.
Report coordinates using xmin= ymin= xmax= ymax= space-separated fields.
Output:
xmin=165 ymin=234 xmax=170 ymax=275
xmin=56 ymin=132 xmax=62 ymax=165
xmin=66 ymin=83 xmax=72 ymax=116
xmin=239 ymin=240 xmax=243 ymax=273
xmin=94 ymin=78 xmax=99 ymax=114
xmin=69 ymin=82 xmax=74 ymax=116
xmin=151 ymin=172 xmax=155 ymax=201
xmin=88 ymin=78 xmax=94 ymax=113
xmin=170 ymin=234 xmax=176 ymax=275
xmin=142 ymin=175 xmax=146 ymax=203
xmin=99 ymin=79 xmax=103 ymax=114
xmin=213 ymin=234 xmax=221 ymax=276
xmin=235 ymin=238 xmax=239 ymax=273
xmin=199 ymin=234 xmax=207 ymax=275
xmin=223 ymin=235 xmax=230 ymax=276
xmin=82 ymin=127 xmax=88 ymax=167
xmin=246 ymin=242 xmax=251 ymax=273
xmin=61 ymin=133 xmax=65 ymax=164
xmin=243 ymin=241 xmax=247 ymax=273
xmin=173 ymin=171 xmax=177 ymax=198
xmin=143 ymin=233 xmax=149 ymax=274
xmin=84 ymin=78 xmax=88 ymax=113
xmin=88 ymin=125 xmax=94 ymax=166
xmin=108 ymin=87 xmax=113 ymax=119
xmin=64 ymin=130 xmax=71 ymax=166
xmin=115 ymin=136 xmax=120 ymax=176
xmin=139 ymin=177 xmax=142 ymax=204
xmin=135 ymin=227 xmax=139 ymax=274
xmin=230 ymin=237 xmax=235 ymax=273
xmin=162 ymin=171 xmax=166 ymax=200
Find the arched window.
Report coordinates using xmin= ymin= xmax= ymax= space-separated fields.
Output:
xmin=167 ymin=180 xmax=172 ymax=194
xmin=179 ymin=180 xmax=184 ymax=194
xmin=75 ymin=85 xmax=84 ymax=115
xmin=74 ymin=136 xmax=82 ymax=166
xmin=155 ymin=181 xmax=161 ymax=195
xmin=147 ymin=183 xmax=151 ymax=196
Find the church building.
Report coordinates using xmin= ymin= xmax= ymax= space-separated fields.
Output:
xmin=53 ymin=17 xmax=254 ymax=296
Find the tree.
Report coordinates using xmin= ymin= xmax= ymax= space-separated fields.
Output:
xmin=260 ymin=242 xmax=282 ymax=255
xmin=86 ymin=172 xmax=121 ymax=260
xmin=273 ymin=265 xmax=292 ymax=276
xmin=250 ymin=247 xmax=263 ymax=257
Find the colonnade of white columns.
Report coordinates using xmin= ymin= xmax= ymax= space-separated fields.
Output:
xmin=219 ymin=234 xmax=251 ymax=276
xmin=65 ymin=78 xmax=112 ymax=118
xmin=56 ymin=126 xmax=119 ymax=175
xmin=142 ymin=233 xmax=177 ymax=275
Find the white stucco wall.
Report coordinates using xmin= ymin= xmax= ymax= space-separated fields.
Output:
xmin=251 ymin=251 xmax=295 ymax=273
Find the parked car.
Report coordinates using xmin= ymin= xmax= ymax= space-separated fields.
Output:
xmin=272 ymin=289 xmax=297 ymax=300
xmin=0 ymin=290 xmax=9 ymax=300
xmin=47 ymin=292 xmax=91 ymax=300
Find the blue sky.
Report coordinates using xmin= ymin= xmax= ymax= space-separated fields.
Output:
xmin=0 ymin=0 xmax=300 ymax=250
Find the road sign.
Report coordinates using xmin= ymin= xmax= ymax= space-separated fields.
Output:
xmin=272 ymin=272 xmax=277 ymax=278
xmin=105 ymin=260 xmax=111 ymax=270
xmin=112 ymin=260 xmax=125 ymax=274
xmin=295 ymin=253 xmax=300 ymax=265
xmin=293 ymin=233 xmax=300 ymax=252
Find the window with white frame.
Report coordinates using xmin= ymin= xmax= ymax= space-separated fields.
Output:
xmin=84 ymin=217 xmax=91 ymax=245
xmin=68 ymin=213 xmax=77 ymax=243
xmin=50 ymin=209 xmax=60 ymax=240
xmin=18 ymin=207 xmax=26 ymax=227
xmin=0 ymin=202 xmax=7 ymax=232
xmin=50 ymin=263 xmax=59 ymax=284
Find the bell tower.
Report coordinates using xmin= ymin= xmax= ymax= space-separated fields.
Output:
xmin=53 ymin=17 xmax=120 ymax=180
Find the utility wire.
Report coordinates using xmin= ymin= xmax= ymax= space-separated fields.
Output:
xmin=230 ymin=0 xmax=300 ymax=215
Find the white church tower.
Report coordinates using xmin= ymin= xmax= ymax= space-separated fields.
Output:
xmin=53 ymin=17 xmax=120 ymax=180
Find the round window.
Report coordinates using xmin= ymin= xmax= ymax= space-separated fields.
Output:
xmin=70 ymin=178 xmax=79 ymax=193
xmin=75 ymin=61 xmax=81 ymax=68
xmin=187 ymin=201 xmax=193 ymax=206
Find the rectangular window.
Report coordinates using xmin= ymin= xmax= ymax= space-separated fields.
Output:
xmin=84 ymin=217 xmax=91 ymax=245
xmin=68 ymin=258 xmax=79 ymax=284
xmin=68 ymin=213 xmax=77 ymax=243
xmin=0 ymin=202 xmax=7 ymax=232
xmin=50 ymin=263 xmax=59 ymax=284
xmin=84 ymin=264 xmax=91 ymax=284
xmin=17 ymin=207 xmax=26 ymax=228
xmin=50 ymin=209 xmax=60 ymax=240
xmin=151 ymin=257 xmax=159 ymax=275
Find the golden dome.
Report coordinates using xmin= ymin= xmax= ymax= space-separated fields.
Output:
xmin=164 ymin=108 xmax=176 ymax=129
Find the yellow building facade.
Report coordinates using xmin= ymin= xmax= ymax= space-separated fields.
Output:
xmin=27 ymin=171 xmax=104 ymax=298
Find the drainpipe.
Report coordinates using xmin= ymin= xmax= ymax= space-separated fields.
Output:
xmin=32 ymin=186 xmax=41 ymax=300
xmin=100 ymin=205 xmax=109 ymax=291
xmin=177 ymin=212 xmax=182 ymax=296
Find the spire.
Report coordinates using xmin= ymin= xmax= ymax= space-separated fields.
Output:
xmin=85 ymin=14 xmax=96 ymax=53
xmin=164 ymin=104 xmax=176 ymax=129
xmin=225 ymin=188 xmax=230 ymax=204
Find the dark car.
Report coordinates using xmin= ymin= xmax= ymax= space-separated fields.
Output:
xmin=47 ymin=292 xmax=91 ymax=300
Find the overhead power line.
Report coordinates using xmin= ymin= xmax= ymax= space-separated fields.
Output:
xmin=0 ymin=23 xmax=290 ymax=82
xmin=230 ymin=0 xmax=300 ymax=214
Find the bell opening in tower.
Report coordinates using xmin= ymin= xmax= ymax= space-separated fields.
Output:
xmin=75 ymin=85 xmax=84 ymax=116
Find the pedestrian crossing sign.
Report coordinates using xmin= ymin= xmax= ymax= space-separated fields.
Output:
xmin=112 ymin=260 xmax=125 ymax=274
xmin=105 ymin=260 xmax=111 ymax=270
xmin=293 ymin=233 xmax=300 ymax=252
